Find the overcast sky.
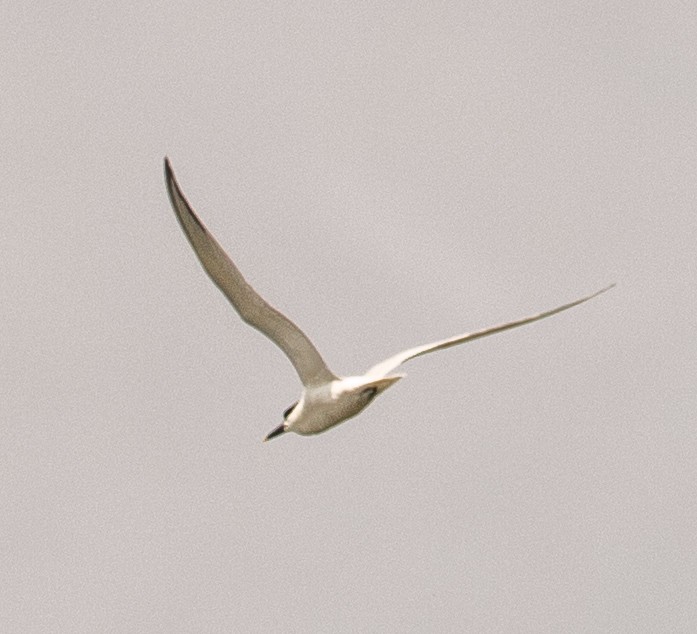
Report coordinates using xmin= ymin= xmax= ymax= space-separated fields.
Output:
xmin=2 ymin=2 xmax=696 ymax=632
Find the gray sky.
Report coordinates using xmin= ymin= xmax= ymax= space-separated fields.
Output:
xmin=2 ymin=2 xmax=696 ymax=632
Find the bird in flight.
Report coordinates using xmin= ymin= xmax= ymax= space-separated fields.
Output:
xmin=164 ymin=158 xmax=614 ymax=441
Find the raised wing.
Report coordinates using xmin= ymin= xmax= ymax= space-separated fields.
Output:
xmin=164 ymin=158 xmax=337 ymax=387
xmin=366 ymin=284 xmax=615 ymax=378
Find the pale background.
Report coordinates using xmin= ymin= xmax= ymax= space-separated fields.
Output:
xmin=2 ymin=2 xmax=696 ymax=632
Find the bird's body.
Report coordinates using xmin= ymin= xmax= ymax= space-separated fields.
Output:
xmin=281 ymin=375 xmax=404 ymax=438
xmin=164 ymin=158 xmax=613 ymax=441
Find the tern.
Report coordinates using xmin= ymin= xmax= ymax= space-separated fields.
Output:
xmin=164 ymin=158 xmax=613 ymax=441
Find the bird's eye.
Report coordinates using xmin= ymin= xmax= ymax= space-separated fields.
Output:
xmin=283 ymin=401 xmax=298 ymax=419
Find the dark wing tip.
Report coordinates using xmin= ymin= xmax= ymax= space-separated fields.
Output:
xmin=163 ymin=158 xmax=207 ymax=233
xmin=163 ymin=156 xmax=177 ymax=191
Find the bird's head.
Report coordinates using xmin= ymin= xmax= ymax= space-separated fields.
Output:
xmin=263 ymin=400 xmax=298 ymax=442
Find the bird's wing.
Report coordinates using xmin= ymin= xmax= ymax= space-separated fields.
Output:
xmin=164 ymin=158 xmax=337 ymax=387
xmin=366 ymin=285 xmax=615 ymax=378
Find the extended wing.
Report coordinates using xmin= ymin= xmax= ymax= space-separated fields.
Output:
xmin=366 ymin=285 xmax=615 ymax=378
xmin=164 ymin=158 xmax=337 ymax=387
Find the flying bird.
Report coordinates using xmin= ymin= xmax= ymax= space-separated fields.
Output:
xmin=164 ymin=158 xmax=614 ymax=441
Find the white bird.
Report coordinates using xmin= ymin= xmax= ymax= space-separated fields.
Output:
xmin=164 ymin=158 xmax=614 ymax=442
